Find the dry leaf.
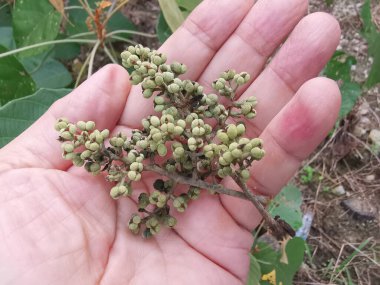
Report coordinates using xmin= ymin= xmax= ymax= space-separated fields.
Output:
xmin=98 ymin=0 xmax=112 ymax=9
xmin=49 ymin=0 xmax=64 ymax=16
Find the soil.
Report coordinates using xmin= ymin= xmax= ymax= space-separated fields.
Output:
xmin=122 ymin=0 xmax=380 ymax=283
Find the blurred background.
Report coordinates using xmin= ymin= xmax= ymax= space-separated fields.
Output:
xmin=0 ymin=0 xmax=379 ymax=284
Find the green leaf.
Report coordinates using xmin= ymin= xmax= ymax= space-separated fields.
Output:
xmin=0 ymin=88 xmax=71 ymax=148
xmin=158 ymin=0 xmax=185 ymax=32
xmin=361 ymin=0 xmax=380 ymax=87
xmin=176 ymin=0 xmax=202 ymax=12
xmin=323 ymin=51 xmax=357 ymax=82
xmin=66 ymin=0 xmax=135 ymax=38
xmin=0 ymin=26 xmax=15 ymax=50
xmin=339 ymin=81 xmax=362 ymax=119
xmin=253 ymin=241 xmax=279 ymax=275
xmin=12 ymin=0 xmax=62 ymax=57
xmin=157 ymin=12 xmax=172 ymax=44
xmin=22 ymin=57 xmax=72 ymax=89
xmin=0 ymin=45 xmax=36 ymax=106
xmin=0 ymin=3 xmax=12 ymax=26
xmin=247 ymin=254 xmax=261 ymax=285
xmin=52 ymin=35 xmax=81 ymax=60
xmin=275 ymin=237 xmax=305 ymax=285
xmin=268 ymin=185 xmax=302 ymax=230
xmin=323 ymin=50 xmax=363 ymax=120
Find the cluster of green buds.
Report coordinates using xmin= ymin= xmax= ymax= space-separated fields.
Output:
xmin=55 ymin=44 xmax=265 ymax=238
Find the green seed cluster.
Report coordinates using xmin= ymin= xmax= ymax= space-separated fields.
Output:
xmin=55 ymin=44 xmax=265 ymax=238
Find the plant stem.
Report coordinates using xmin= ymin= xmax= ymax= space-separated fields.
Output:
xmin=232 ymin=174 xmax=291 ymax=240
xmin=144 ymin=164 xmax=268 ymax=204
xmin=103 ymin=0 xmax=130 ymax=27
xmin=87 ymin=40 xmax=101 ymax=78
xmin=104 ymin=44 xmax=118 ymax=64
xmin=106 ymin=30 xmax=157 ymax=38
xmin=0 ymin=39 xmax=97 ymax=59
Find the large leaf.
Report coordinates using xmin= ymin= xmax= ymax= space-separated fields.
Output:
xmin=253 ymin=241 xmax=279 ymax=275
xmin=0 ymin=45 xmax=36 ymax=106
xmin=247 ymin=254 xmax=261 ymax=285
xmin=22 ymin=56 xmax=72 ymax=89
xmin=275 ymin=238 xmax=305 ymax=285
xmin=176 ymin=0 xmax=202 ymax=11
xmin=323 ymin=51 xmax=357 ymax=82
xmin=0 ymin=3 xmax=12 ymax=26
xmin=361 ymin=0 xmax=380 ymax=87
xmin=268 ymin=185 xmax=302 ymax=230
xmin=12 ymin=0 xmax=62 ymax=57
xmin=323 ymin=50 xmax=362 ymax=120
xmin=0 ymin=88 xmax=71 ymax=148
xmin=0 ymin=27 xmax=15 ymax=50
xmin=158 ymin=0 xmax=185 ymax=32
xmin=66 ymin=0 xmax=135 ymax=38
xmin=339 ymin=81 xmax=362 ymax=119
xmin=157 ymin=12 xmax=172 ymax=44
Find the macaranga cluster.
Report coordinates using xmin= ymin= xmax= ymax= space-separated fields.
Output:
xmin=55 ymin=44 xmax=266 ymax=238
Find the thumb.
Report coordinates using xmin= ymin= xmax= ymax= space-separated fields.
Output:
xmin=0 ymin=64 xmax=131 ymax=171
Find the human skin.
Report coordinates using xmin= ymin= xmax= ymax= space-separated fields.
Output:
xmin=0 ymin=0 xmax=341 ymax=284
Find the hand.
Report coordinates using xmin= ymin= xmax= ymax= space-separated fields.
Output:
xmin=0 ymin=0 xmax=341 ymax=284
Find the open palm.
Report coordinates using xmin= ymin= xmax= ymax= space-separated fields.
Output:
xmin=0 ymin=0 xmax=341 ymax=284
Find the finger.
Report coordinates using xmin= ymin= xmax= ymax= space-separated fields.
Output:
xmin=241 ymin=13 xmax=341 ymax=136
xmin=221 ymin=77 xmax=341 ymax=230
xmin=198 ymin=0 xmax=307 ymax=92
xmin=0 ymin=65 xmax=131 ymax=171
xmin=119 ymin=0 xmax=254 ymax=128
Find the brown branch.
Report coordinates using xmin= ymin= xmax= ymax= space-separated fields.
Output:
xmin=144 ymin=164 xmax=268 ymax=204
xmin=232 ymin=174 xmax=293 ymax=240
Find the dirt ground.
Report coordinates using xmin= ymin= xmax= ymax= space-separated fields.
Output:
xmin=122 ymin=0 xmax=380 ymax=284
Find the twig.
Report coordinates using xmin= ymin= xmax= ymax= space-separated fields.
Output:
xmin=232 ymin=174 xmax=292 ymax=240
xmin=145 ymin=164 xmax=292 ymax=239
xmin=87 ymin=40 xmax=101 ymax=78
xmin=144 ymin=164 xmax=268 ymax=203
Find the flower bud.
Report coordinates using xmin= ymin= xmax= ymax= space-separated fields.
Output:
xmin=217 ymin=131 xmax=229 ymax=144
xmin=157 ymin=144 xmax=167 ymax=156
xmin=236 ymin=123 xmax=245 ymax=135
xmin=150 ymin=116 xmax=160 ymax=127
xmin=168 ymin=83 xmax=180 ymax=93
xmin=162 ymin=71 xmax=174 ymax=83
xmin=85 ymin=121 xmax=95 ymax=131
xmin=143 ymin=89 xmax=153 ymax=98
xmin=60 ymin=131 xmax=73 ymax=140
xmin=251 ymin=147 xmax=265 ymax=160
xmin=227 ymin=125 xmax=238 ymax=139
xmin=62 ymin=143 xmax=74 ymax=153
